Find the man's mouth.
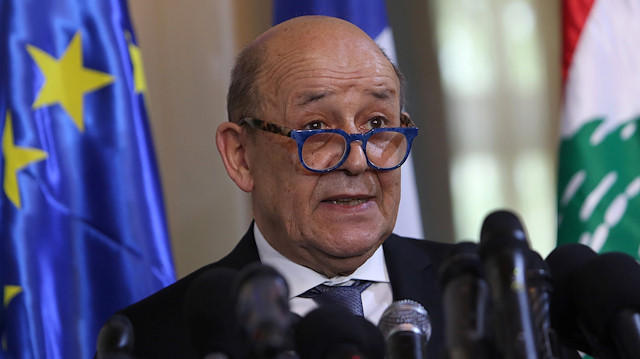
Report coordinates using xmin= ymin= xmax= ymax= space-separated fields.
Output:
xmin=324 ymin=198 xmax=369 ymax=206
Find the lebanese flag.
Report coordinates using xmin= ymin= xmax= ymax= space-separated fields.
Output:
xmin=557 ymin=0 xmax=640 ymax=257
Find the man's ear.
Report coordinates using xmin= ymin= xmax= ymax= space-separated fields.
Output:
xmin=216 ymin=122 xmax=253 ymax=192
xmin=401 ymin=111 xmax=412 ymax=126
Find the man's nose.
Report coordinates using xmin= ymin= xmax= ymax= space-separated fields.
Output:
xmin=339 ymin=141 xmax=368 ymax=175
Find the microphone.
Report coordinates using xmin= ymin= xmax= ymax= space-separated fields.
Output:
xmin=438 ymin=241 xmax=493 ymax=359
xmin=525 ymin=249 xmax=557 ymax=359
xmin=96 ymin=314 xmax=136 ymax=359
xmin=611 ymin=309 xmax=640 ymax=359
xmin=569 ymin=252 xmax=640 ymax=359
xmin=545 ymin=243 xmax=598 ymax=354
xmin=183 ymin=266 xmax=245 ymax=359
xmin=233 ymin=263 xmax=294 ymax=359
xmin=378 ymin=299 xmax=431 ymax=359
xmin=478 ymin=210 xmax=538 ymax=359
xmin=294 ymin=305 xmax=385 ymax=359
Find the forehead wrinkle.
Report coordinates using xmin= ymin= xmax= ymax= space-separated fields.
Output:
xmin=294 ymin=90 xmax=330 ymax=107
xmin=258 ymin=43 xmax=400 ymax=116
xmin=287 ymin=80 xmax=396 ymax=114
xmin=258 ymin=53 xmax=317 ymax=109
xmin=283 ymin=68 xmax=398 ymax=100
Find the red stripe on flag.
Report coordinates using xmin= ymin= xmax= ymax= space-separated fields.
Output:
xmin=562 ymin=0 xmax=596 ymax=86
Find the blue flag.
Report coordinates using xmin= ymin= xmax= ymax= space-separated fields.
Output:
xmin=273 ymin=0 xmax=425 ymax=239
xmin=0 ymin=0 xmax=175 ymax=357
xmin=273 ymin=0 xmax=389 ymax=37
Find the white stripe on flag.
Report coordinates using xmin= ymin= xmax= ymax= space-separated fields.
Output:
xmin=562 ymin=0 xmax=640 ymax=141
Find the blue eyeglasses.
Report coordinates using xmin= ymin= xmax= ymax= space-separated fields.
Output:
xmin=240 ymin=116 xmax=418 ymax=173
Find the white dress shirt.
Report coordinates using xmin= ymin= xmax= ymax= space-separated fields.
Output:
xmin=253 ymin=223 xmax=393 ymax=324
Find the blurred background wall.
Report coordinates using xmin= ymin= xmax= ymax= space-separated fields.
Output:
xmin=128 ymin=0 xmax=560 ymax=278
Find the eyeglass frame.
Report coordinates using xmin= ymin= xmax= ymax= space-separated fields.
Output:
xmin=239 ymin=115 xmax=418 ymax=173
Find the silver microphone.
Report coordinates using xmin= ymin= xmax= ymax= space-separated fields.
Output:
xmin=378 ymin=299 xmax=432 ymax=359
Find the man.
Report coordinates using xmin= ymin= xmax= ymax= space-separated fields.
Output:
xmin=112 ymin=15 xmax=454 ymax=358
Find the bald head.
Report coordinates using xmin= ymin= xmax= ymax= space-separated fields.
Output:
xmin=258 ymin=16 xmax=384 ymax=60
xmin=227 ymin=15 xmax=404 ymax=124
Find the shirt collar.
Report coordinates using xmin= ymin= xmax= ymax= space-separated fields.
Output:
xmin=253 ymin=222 xmax=389 ymax=298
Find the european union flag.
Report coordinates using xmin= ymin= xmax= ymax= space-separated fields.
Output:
xmin=0 ymin=0 xmax=176 ymax=357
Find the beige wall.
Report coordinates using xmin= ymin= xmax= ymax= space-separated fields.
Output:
xmin=129 ymin=0 xmax=272 ymax=278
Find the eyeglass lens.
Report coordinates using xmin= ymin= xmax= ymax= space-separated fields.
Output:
xmin=300 ymin=131 xmax=409 ymax=171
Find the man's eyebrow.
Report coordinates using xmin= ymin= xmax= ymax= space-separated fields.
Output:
xmin=294 ymin=91 xmax=329 ymax=106
xmin=368 ymin=88 xmax=394 ymax=100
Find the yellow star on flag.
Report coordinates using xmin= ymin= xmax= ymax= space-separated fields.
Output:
xmin=2 ymin=285 xmax=22 ymax=351
xmin=127 ymin=33 xmax=147 ymax=94
xmin=3 ymin=285 xmax=22 ymax=308
xmin=26 ymin=31 xmax=114 ymax=132
xmin=2 ymin=110 xmax=48 ymax=209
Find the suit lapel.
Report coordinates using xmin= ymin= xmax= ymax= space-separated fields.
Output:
xmin=383 ymin=234 xmax=433 ymax=302
xmin=215 ymin=223 xmax=261 ymax=270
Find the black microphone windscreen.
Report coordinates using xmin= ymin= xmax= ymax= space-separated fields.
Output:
xmin=439 ymin=242 xmax=495 ymax=359
xmin=96 ymin=314 xmax=135 ymax=355
xmin=526 ymin=250 xmax=552 ymax=291
xmin=294 ymin=305 xmax=385 ymax=359
xmin=525 ymin=248 xmax=559 ymax=359
xmin=526 ymin=249 xmax=548 ymax=273
xmin=232 ymin=263 xmax=292 ymax=357
xmin=572 ymin=252 xmax=640 ymax=341
xmin=479 ymin=210 xmax=529 ymax=251
xmin=439 ymin=241 xmax=483 ymax=288
xmin=546 ymin=243 xmax=598 ymax=353
xmin=183 ymin=267 xmax=245 ymax=359
xmin=478 ymin=209 xmax=538 ymax=359
xmin=545 ymin=243 xmax=597 ymax=281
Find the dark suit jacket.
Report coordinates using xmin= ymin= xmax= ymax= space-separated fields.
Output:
xmin=117 ymin=226 xmax=454 ymax=359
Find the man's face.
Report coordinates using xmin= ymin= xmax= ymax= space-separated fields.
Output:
xmin=245 ymin=24 xmax=403 ymax=277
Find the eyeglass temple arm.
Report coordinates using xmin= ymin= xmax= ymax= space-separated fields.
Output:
xmin=241 ymin=118 xmax=294 ymax=137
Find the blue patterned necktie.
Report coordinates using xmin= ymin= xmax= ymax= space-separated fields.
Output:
xmin=299 ymin=280 xmax=373 ymax=316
